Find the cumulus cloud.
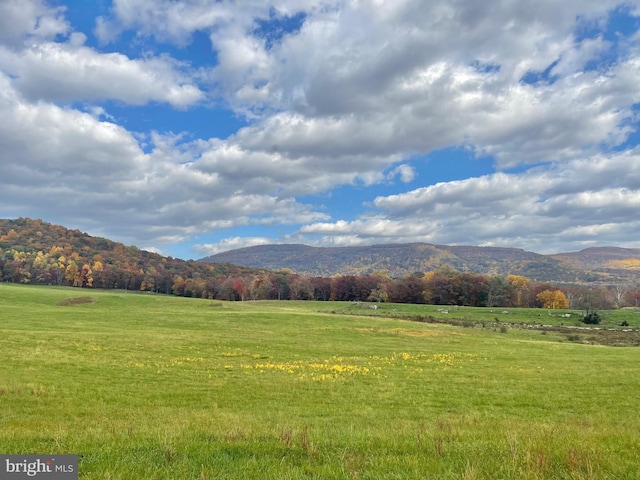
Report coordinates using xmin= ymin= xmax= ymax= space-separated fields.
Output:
xmin=0 ymin=69 xmax=327 ymax=246
xmin=193 ymin=237 xmax=273 ymax=257
xmin=1 ymin=0 xmax=639 ymax=255
xmin=0 ymin=0 xmax=205 ymax=109
xmin=0 ymin=44 xmax=204 ymax=107
xmin=387 ymin=164 xmax=416 ymax=183
xmin=90 ymin=4 xmax=636 ymax=121
xmin=98 ymin=1 xmax=638 ymax=166
xmin=0 ymin=0 xmax=69 ymax=45
xmin=0 ymin=41 xmax=204 ymax=108
xmin=298 ymin=149 xmax=640 ymax=253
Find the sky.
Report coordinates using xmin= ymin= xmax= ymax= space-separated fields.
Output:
xmin=1 ymin=0 xmax=640 ymax=260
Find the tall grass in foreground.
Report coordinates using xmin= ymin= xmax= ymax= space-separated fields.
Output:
xmin=1 ymin=283 xmax=639 ymax=479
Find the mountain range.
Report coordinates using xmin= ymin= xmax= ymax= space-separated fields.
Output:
xmin=199 ymin=243 xmax=640 ymax=284
xmin=2 ymin=217 xmax=639 ymax=286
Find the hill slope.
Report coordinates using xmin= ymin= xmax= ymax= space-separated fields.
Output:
xmin=0 ymin=217 xmax=262 ymax=292
xmin=200 ymin=243 xmax=640 ymax=283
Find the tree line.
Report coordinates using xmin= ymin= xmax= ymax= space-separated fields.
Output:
xmin=180 ymin=267 xmax=638 ymax=310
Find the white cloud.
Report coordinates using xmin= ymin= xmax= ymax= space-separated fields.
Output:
xmin=386 ymin=164 xmax=417 ymax=183
xmin=297 ymin=149 xmax=640 ymax=253
xmin=105 ymin=0 xmax=636 ymax=170
xmin=0 ymin=70 xmax=327 ymax=246
xmin=0 ymin=42 xmax=204 ymax=108
xmin=0 ymin=0 xmax=206 ymax=110
xmin=140 ymin=246 xmax=165 ymax=255
xmin=1 ymin=0 xmax=639 ymax=256
xmin=193 ymin=237 xmax=273 ymax=256
xmin=0 ymin=0 xmax=69 ymax=45
xmin=95 ymin=1 xmax=638 ymax=168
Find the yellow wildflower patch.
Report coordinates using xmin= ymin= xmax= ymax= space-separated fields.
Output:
xmin=126 ymin=349 xmax=478 ymax=381
xmin=356 ymin=328 xmax=440 ymax=337
xmin=235 ymin=352 xmax=476 ymax=381
xmin=240 ymin=358 xmax=373 ymax=382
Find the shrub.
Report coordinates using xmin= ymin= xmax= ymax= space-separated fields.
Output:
xmin=582 ymin=310 xmax=601 ymax=325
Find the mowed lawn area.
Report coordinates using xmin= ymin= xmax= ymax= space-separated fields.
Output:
xmin=1 ymin=283 xmax=639 ymax=479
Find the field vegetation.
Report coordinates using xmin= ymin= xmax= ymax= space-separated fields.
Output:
xmin=1 ymin=283 xmax=640 ymax=478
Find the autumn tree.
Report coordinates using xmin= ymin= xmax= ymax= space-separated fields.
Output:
xmin=607 ymin=285 xmax=630 ymax=309
xmin=506 ymin=275 xmax=531 ymax=307
xmin=55 ymin=255 xmax=67 ymax=285
xmin=389 ymin=275 xmax=426 ymax=304
xmin=310 ymin=276 xmax=332 ymax=301
xmin=4 ymin=250 xmax=31 ymax=283
xmin=536 ymin=289 xmax=569 ymax=309
xmin=530 ymin=282 xmax=559 ymax=308
xmin=92 ymin=260 xmax=104 ymax=288
xmin=571 ymin=286 xmax=611 ymax=312
xmin=423 ymin=267 xmax=465 ymax=305
xmin=287 ymin=275 xmax=311 ymax=300
xmin=628 ymin=287 xmax=640 ymax=308
xmin=249 ymin=274 xmax=275 ymax=300
xmin=353 ymin=275 xmax=382 ymax=302
xmin=233 ymin=277 xmax=247 ymax=301
xmin=272 ymin=271 xmax=293 ymax=300
xmin=367 ymin=284 xmax=389 ymax=303
xmin=65 ymin=260 xmax=82 ymax=287
xmin=184 ymin=277 xmax=206 ymax=298
xmin=217 ymin=277 xmax=237 ymax=301
xmin=172 ymin=275 xmax=186 ymax=296
xmin=454 ymin=273 xmax=489 ymax=306
xmin=330 ymin=275 xmax=357 ymax=301
xmin=80 ymin=263 xmax=93 ymax=287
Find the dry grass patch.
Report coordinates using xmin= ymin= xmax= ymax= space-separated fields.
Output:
xmin=357 ymin=327 xmax=441 ymax=337
xmin=57 ymin=296 xmax=95 ymax=306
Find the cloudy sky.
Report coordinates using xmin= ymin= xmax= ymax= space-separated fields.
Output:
xmin=1 ymin=0 xmax=639 ymax=259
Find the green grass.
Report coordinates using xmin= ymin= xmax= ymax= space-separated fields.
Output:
xmin=321 ymin=301 xmax=640 ymax=328
xmin=2 ymin=283 xmax=640 ymax=479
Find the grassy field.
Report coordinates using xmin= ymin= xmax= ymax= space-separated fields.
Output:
xmin=320 ymin=301 xmax=640 ymax=328
xmin=1 ymin=283 xmax=640 ymax=479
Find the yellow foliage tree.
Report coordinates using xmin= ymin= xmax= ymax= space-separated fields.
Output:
xmin=536 ymin=289 xmax=569 ymax=309
xmin=506 ymin=274 xmax=531 ymax=307
xmin=81 ymin=263 xmax=93 ymax=287
xmin=65 ymin=260 xmax=82 ymax=287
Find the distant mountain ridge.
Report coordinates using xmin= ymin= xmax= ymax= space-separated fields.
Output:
xmin=551 ymin=247 xmax=640 ymax=271
xmin=199 ymin=243 xmax=640 ymax=283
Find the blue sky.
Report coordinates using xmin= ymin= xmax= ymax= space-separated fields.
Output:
xmin=0 ymin=1 xmax=639 ymax=259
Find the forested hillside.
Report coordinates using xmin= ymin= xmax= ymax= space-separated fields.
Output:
xmin=0 ymin=218 xmax=261 ymax=296
xmin=200 ymin=243 xmax=593 ymax=282
xmin=552 ymin=247 xmax=640 ymax=275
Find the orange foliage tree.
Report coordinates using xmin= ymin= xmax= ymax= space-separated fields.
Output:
xmin=536 ymin=289 xmax=569 ymax=309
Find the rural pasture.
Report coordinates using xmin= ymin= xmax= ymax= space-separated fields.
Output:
xmin=1 ymin=283 xmax=640 ymax=479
